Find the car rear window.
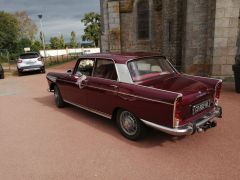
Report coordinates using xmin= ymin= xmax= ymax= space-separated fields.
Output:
xmin=128 ymin=57 xmax=175 ymax=82
xmin=20 ymin=53 xmax=39 ymax=59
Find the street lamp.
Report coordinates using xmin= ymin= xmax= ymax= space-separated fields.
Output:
xmin=38 ymin=14 xmax=47 ymax=58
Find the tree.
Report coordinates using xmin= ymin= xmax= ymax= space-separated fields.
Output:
xmin=50 ymin=36 xmax=60 ymax=49
xmin=0 ymin=11 xmax=19 ymax=53
xmin=81 ymin=12 xmax=101 ymax=47
xmin=16 ymin=38 xmax=32 ymax=53
xmin=70 ymin=31 xmax=78 ymax=48
xmin=49 ymin=35 xmax=65 ymax=49
xmin=31 ymin=40 xmax=42 ymax=52
xmin=14 ymin=11 xmax=37 ymax=40
xmin=59 ymin=34 xmax=65 ymax=49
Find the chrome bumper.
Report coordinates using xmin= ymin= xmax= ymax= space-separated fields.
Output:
xmin=140 ymin=106 xmax=222 ymax=136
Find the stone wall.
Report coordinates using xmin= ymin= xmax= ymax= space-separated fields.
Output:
xmin=120 ymin=0 xmax=162 ymax=52
xmin=100 ymin=0 xmax=121 ymax=52
xmin=212 ymin=0 xmax=240 ymax=78
xmin=100 ymin=0 xmax=240 ymax=78
xmin=182 ymin=0 xmax=214 ymax=75
xmin=101 ymin=0 xmax=183 ymax=60
xmin=162 ymin=0 xmax=184 ymax=68
xmin=100 ymin=0 xmax=109 ymax=52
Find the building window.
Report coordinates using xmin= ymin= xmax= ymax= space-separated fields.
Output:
xmin=137 ymin=0 xmax=150 ymax=40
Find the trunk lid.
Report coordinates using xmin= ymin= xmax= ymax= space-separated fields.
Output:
xmin=138 ymin=74 xmax=215 ymax=121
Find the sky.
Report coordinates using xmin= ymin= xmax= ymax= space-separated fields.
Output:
xmin=0 ymin=0 xmax=100 ymax=42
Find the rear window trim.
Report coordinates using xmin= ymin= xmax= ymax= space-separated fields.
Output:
xmin=20 ymin=53 xmax=40 ymax=59
xmin=127 ymin=56 xmax=178 ymax=82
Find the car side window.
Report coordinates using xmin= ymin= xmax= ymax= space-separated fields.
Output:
xmin=75 ymin=59 xmax=94 ymax=76
xmin=93 ymin=59 xmax=118 ymax=81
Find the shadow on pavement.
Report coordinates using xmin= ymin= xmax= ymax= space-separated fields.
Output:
xmin=34 ymin=95 xmax=186 ymax=148
xmin=18 ymin=71 xmax=45 ymax=77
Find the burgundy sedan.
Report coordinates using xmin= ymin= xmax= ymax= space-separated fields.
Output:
xmin=46 ymin=53 xmax=222 ymax=140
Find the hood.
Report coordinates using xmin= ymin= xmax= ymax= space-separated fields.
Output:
xmin=139 ymin=74 xmax=210 ymax=95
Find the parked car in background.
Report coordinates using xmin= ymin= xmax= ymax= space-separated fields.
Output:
xmin=0 ymin=64 xmax=4 ymax=79
xmin=46 ymin=53 xmax=223 ymax=140
xmin=17 ymin=52 xmax=45 ymax=76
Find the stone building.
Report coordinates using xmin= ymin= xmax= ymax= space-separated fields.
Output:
xmin=100 ymin=0 xmax=240 ymax=78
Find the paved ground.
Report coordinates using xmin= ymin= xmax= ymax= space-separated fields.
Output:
xmin=0 ymin=61 xmax=240 ymax=180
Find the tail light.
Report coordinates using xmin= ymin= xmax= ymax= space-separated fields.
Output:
xmin=215 ymin=82 xmax=222 ymax=99
xmin=17 ymin=59 xmax=22 ymax=63
xmin=173 ymin=96 xmax=183 ymax=128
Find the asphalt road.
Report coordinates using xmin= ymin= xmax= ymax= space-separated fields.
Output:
xmin=0 ymin=62 xmax=240 ymax=180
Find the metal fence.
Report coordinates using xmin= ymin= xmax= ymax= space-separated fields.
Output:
xmin=0 ymin=53 xmax=80 ymax=73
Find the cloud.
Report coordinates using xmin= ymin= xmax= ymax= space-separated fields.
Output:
xmin=0 ymin=0 xmax=100 ymax=42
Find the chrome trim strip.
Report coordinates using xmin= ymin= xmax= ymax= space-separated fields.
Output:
xmin=134 ymin=84 xmax=181 ymax=96
xmin=184 ymin=74 xmax=223 ymax=81
xmin=23 ymin=68 xmax=41 ymax=71
xmin=64 ymin=100 xmax=112 ymax=119
xmin=140 ymin=119 xmax=193 ymax=136
xmin=214 ymin=79 xmax=223 ymax=99
xmin=118 ymin=92 xmax=174 ymax=106
xmin=165 ymin=58 xmax=179 ymax=73
xmin=140 ymin=109 xmax=221 ymax=136
xmin=172 ymin=94 xmax=183 ymax=128
xmin=83 ymin=84 xmax=174 ymax=105
xmin=78 ymin=57 xmax=120 ymax=82
xmin=195 ymin=113 xmax=216 ymax=127
xmin=87 ymin=85 xmax=116 ymax=93
xmin=59 ymin=79 xmax=77 ymax=84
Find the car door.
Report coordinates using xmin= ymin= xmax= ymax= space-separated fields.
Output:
xmin=57 ymin=58 xmax=95 ymax=107
xmin=85 ymin=58 xmax=119 ymax=116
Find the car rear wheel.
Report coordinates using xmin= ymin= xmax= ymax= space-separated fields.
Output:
xmin=54 ymin=85 xmax=65 ymax=108
xmin=116 ymin=110 xmax=146 ymax=140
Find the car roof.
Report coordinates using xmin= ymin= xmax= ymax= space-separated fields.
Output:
xmin=81 ymin=52 xmax=165 ymax=64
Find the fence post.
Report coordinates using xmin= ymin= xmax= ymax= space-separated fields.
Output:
xmin=6 ymin=50 xmax=10 ymax=71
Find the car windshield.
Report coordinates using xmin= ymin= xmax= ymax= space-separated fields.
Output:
xmin=20 ymin=53 xmax=39 ymax=59
xmin=128 ymin=57 xmax=176 ymax=82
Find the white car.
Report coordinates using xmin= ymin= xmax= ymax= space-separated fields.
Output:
xmin=17 ymin=52 xmax=45 ymax=76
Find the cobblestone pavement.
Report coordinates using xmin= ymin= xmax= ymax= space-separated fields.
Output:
xmin=0 ymin=62 xmax=240 ymax=180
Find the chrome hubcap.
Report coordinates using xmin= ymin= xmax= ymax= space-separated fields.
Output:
xmin=120 ymin=111 xmax=137 ymax=136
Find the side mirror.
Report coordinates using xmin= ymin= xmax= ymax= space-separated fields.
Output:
xmin=67 ymin=69 xmax=72 ymax=74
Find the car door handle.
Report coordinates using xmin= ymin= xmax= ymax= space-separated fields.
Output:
xmin=81 ymin=80 xmax=88 ymax=86
xmin=109 ymin=85 xmax=118 ymax=89
xmin=82 ymin=80 xmax=88 ymax=84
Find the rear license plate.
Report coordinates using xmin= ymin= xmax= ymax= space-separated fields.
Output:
xmin=26 ymin=61 xmax=35 ymax=64
xmin=192 ymin=100 xmax=211 ymax=115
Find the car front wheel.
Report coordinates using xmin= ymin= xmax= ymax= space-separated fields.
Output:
xmin=54 ymin=85 xmax=65 ymax=108
xmin=18 ymin=70 xmax=22 ymax=76
xmin=116 ymin=110 xmax=146 ymax=141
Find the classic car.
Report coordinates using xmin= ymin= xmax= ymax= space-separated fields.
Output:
xmin=46 ymin=53 xmax=222 ymax=140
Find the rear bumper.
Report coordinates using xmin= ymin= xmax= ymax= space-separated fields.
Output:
xmin=140 ymin=106 xmax=222 ymax=136
xmin=18 ymin=65 xmax=44 ymax=72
